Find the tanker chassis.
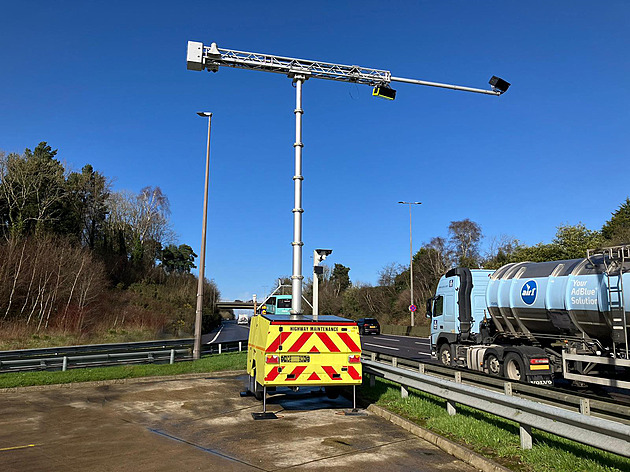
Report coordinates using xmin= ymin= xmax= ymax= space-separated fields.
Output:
xmin=427 ymin=245 xmax=630 ymax=389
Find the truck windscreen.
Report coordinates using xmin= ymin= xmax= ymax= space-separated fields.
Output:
xmin=277 ymin=299 xmax=292 ymax=309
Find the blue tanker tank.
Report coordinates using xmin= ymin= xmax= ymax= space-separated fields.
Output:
xmin=428 ymin=245 xmax=630 ymax=386
xmin=487 ymin=256 xmax=629 ymax=348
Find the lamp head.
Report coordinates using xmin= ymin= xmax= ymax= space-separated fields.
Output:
xmin=489 ymin=76 xmax=510 ymax=94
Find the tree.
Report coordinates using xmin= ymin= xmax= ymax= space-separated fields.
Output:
xmin=0 ymin=142 xmax=67 ymax=237
xmin=66 ymin=164 xmax=110 ymax=249
xmin=448 ymin=219 xmax=482 ymax=267
xmin=496 ymin=223 xmax=603 ymax=265
xmin=602 ymin=197 xmax=630 ymax=244
xmin=103 ymin=186 xmax=174 ymax=282
xmin=378 ymin=262 xmax=405 ymax=288
xmin=330 ymin=263 xmax=351 ymax=296
xmin=484 ymin=235 xmax=520 ymax=269
xmin=508 ymin=242 xmax=564 ymax=263
xmin=552 ymin=223 xmax=603 ymax=259
xmin=413 ymin=237 xmax=451 ymax=295
xmin=159 ymin=244 xmax=197 ymax=274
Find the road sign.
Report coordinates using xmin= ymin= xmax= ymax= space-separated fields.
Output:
xmin=409 ymin=305 xmax=417 ymax=312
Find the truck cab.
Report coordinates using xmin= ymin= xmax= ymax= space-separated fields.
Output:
xmin=428 ymin=268 xmax=493 ymax=364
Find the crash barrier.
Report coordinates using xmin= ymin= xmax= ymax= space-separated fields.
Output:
xmin=381 ymin=325 xmax=430 ymax=337
xmin=362 ymin=358 xmax=630 ymax=458
xmin=0 ymin=339 xmax=247 ymax=373
xmin=364 ymin=351 xmax=630 ymax=423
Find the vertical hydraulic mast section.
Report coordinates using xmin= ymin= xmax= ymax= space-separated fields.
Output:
xmin=187 ymin=41 xmax=508 ymax=315
xmin=291 ymin=74 xmax=306 ymax=315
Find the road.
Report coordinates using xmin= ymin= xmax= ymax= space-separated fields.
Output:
xmin=360 ymin=333 xmax=433 ymax=361
xmin=201 ymin=319 xmax=249 ymax=345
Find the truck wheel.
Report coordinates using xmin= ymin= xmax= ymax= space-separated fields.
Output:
xmin=504 ymin=353 xmax=525 ymax=381
xmin=438 ymin=343 xmax=453 ymax=366
xmin=485 ymin=353 xmax=502 ymax=377
xmin=324 ymin=386 xmax=340 ymax=399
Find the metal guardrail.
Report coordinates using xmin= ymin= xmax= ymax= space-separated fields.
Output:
xmin=0 ymin=338 xmax=197 ymax=360
xmin=0 ymin=339 xmax=248 ymax=373
xmin=363 ymin=349 xmax=630 ymax=425
xmin=362 ymin=357 xmax=630 ymax=458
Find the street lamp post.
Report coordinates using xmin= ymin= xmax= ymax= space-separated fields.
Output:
xmin=398 ymin=201 xmax=422 ymax=327
xmin=194 ymin=111 xmax=213 ymax=360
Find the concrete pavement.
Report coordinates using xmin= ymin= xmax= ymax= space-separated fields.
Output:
xmin=1 ymin=372 xmax=476 ymax=471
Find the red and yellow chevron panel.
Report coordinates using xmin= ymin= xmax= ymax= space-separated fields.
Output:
xmin=264 ymin=363 xmax=362 ymax=385
xmin=265 ymin=330 xmax=360 ymax=354
xmin=248 ymin=317 xmax=362 ymax=387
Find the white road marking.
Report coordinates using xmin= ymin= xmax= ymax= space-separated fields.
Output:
xmin=363 ymin=343 xmax=399 ymax=351
xmin=414 ymin=340 xmax=430 ymax=345
xmin=373 ymin=337 xmax=399 ymax=342
xmin=417 ymin=352 xmax=432 ymax=356
xmin=206 ymin=325 xmax=224 ymax=344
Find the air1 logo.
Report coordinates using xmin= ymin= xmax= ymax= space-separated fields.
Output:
xmin=521 ymin=280 xmax=537 ymax=305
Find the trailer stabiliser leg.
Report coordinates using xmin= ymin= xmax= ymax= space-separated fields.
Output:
xmin=341 ymin=385 xmax=365 ymax=416
xmin=251 ymin=386 xmax=278 ymax=420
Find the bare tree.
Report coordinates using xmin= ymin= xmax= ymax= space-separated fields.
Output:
xmin=448 ymin=219 xmax=483 ymax=267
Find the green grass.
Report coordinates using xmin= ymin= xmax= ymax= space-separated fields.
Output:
xmin=360 ymin=377 xmax=630 ymax=472
xmin=0 ymin=351 xmax=247 ymax=389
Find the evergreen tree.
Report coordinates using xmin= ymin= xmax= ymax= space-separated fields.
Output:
xmin=159 ymin=244 xmax=197 ymax=274
xmin=330 ymin=263 xmax=351 ymax=296
xmin=602 ymin=197 xmax=630 ymax=244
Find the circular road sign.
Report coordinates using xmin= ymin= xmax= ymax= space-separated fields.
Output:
xmin=409 ymin=304 xmax=417 ymax=312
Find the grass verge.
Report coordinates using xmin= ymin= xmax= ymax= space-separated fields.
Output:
xmin=360 ymin=377 xmax=630 ymax=472
xmin=0 ymin=351 xmax=247 ymax=389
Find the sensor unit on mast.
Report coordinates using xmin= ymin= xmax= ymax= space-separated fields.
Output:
xmin=372 ymin=85 xmax=397 ymax=100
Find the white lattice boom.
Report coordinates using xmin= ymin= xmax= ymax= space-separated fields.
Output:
xmin=186 ymin=41 xmax=503 ymax=95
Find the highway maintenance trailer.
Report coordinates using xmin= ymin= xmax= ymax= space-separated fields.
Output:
xmin=246 ymin=313 xmax=362 ymax=416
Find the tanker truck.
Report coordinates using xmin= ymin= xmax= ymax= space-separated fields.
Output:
xmin=427 ymin=245 xmax=630 ymax=389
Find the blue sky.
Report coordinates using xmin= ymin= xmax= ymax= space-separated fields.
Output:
xmin=1 ymin=1 xmax=629 ymax=301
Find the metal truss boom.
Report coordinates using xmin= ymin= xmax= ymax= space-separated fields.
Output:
xmin=187 ymin=41 xmax=501 ymax=95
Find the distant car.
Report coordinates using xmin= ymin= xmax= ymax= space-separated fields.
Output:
xmin=237 ymin=314 xmax=249 ymax=325
xmin=357 ymin=318 xmax=380 ymax=335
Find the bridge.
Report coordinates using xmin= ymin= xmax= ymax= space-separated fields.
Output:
xmin=216 ymin=300 xmax=256 ymax=310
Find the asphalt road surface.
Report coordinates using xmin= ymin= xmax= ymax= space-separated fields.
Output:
xmin=360 ymin=333 xmax=434 ymax=362
xmin=201 ymin=319 xmax=249 ymax=345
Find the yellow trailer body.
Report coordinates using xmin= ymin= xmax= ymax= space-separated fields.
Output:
xmin=247 ymin=314 xmax=362 ymax=390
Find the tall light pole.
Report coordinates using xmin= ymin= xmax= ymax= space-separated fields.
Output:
xmin=398 ymin=201 xmax=422 ymax=327
xmin=194 ymin=111 xmax=212 ymax=360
